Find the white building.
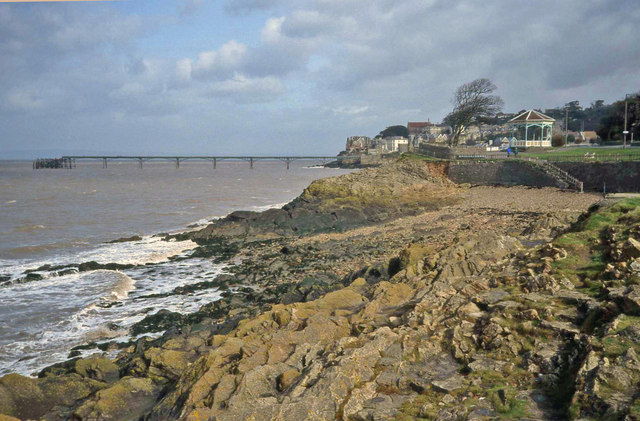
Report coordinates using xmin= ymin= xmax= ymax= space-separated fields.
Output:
xmin=508 ymin=110 xmax=555 ymax=148
xmin=382 ymin=137 xmax=409 ymax=152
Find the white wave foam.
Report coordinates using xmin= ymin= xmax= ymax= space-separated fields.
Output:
xmin=83 ymin=326 xmax=129 ymax=342
xmin=251 ymin=202 xmax=288 ymax=212
xmin=101 ymin=271 xmax=136 ymax=301
xmin=178 ymin=201 xmax=288 ymax=235
xmin=0 ymin=258 xmax=228 ymax=377
xmin=0 ymin=236 xmax=198 ymax=283
xmin=10 ymin=224 xmax=46 ymax=234
xmin=79 ymin=236 xmax=197 ymax=266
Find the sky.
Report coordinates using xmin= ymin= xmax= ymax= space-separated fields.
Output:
xmin=1 ymin=0 xmax=639 ymax=158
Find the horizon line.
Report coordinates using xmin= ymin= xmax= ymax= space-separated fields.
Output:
xmin=0 ymin=0 xmax=119 ymax=2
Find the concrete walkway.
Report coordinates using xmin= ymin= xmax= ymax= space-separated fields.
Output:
xmin=607 ymin=193 xmax=640 ymax=198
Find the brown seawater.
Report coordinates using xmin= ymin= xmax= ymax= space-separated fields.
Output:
xmin=0 ymin=159 xmax=350 ymax=376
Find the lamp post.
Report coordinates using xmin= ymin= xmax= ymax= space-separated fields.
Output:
xmin=624 ymin=93 xmax=638 ymax=148
xmin=564 ymin=106 xmax=569 ymax=145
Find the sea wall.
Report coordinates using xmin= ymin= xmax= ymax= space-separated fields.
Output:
xmin=556 ymin=161 xmax=640 ymax=192
xmin=444 ymin=160 xmax=640 ymax=192
xmin=419 ymin=144 xmax=487 ymax=159
xmin=447 ymin=160 xmax=559 ymax=188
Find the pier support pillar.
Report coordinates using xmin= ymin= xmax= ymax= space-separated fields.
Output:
xmin=213 ymin=158 xmax=217 ymax=169
xmin=286 ymin=158 xmax=291 ymax=170
xmin=250 ymin=157 xmax=254 ymax=169
xmin=138 ymin=158 xmax=143 ymax=169
xmin=103 ymin=158 xmax=107 ymax=168
xmin=176 ymin=158 xmax=180 ymax=169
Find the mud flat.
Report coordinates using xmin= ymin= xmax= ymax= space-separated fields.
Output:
xmin=4 ymin=159 xmax=640 ymax=420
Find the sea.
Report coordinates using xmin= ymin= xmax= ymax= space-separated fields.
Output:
xmin=0 ymin=159 xmax=350 ymax=376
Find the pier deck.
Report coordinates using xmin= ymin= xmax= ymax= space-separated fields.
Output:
xmin=34 ymin=155 xmax=341 ymax=169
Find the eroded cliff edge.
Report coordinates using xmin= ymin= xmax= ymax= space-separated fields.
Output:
xmin=3 ymin=159 xmax=640 ymax=420
xmin=185 ymin=159 xmax=460 ymax=243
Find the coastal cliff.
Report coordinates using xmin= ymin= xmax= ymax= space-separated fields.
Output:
xmin=186 ymin=159 xmax=459 ymax=243
xmin=2 ymin=159 xmax=640 ymax=420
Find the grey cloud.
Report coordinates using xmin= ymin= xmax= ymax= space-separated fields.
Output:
xmin=0 ymin=4 xmax=141 ymax=58
xmin=2 ymin=0 xmax=640 ymax=157
xmin=207 ymin=75 xmax=285 ymax=102
xmin=0 ymin=3 xmax=145 ymax=114
xmin=265 ymin=0 xmax=640 ymax=119
xmin=176 ymin=17 xmax=317 ymax=81
xmin=187 ymin=40 xmax=249 ymax=80
xmin=178 ymin=0 xmax=204 ymax=17
xmin=223 ymin=0 xmax=286 ymax=15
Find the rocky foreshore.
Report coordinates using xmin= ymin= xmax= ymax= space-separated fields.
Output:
xmin=2 ymin=158 xmax=640 ymax=420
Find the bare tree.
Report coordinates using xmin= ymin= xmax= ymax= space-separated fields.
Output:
xmin=443 ymin=78 xmax=504 ymax=146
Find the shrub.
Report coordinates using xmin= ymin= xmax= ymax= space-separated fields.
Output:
xmin=552 ymin=134 xmax=565 ymax=147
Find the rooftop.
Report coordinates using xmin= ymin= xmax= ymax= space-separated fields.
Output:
xmin=509 ymin=110 xmax=555 ymax=123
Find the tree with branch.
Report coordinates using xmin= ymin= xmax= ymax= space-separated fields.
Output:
xmin=443 ymin=78 xmax=504 ymax=146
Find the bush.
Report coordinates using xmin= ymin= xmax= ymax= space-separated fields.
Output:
xmin=567 ymin=134 xmax=576 ymax=143
xmin=379 ymin=125 xmax=409 ymax=138
xmin=552 ymin=134 xmax=565 ymax=147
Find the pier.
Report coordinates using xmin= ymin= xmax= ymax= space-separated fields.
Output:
xmin=34 ymin=155 xmax=341 ymax=170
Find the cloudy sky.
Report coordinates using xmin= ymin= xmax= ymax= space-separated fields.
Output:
xmin=1 ymin=0 xmax=639 ymax=157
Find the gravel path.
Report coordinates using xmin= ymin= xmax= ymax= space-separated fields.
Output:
xmin=455 ymin=185 xmax=601 ymax=212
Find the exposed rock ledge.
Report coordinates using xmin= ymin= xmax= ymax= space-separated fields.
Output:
xmin=5 ymin=159 xmax=640 ymax=420
xmin=184 ymin=159 xmax=460 ymax=243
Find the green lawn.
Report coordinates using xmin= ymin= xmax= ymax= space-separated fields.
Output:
xmin=399 ymin=152 xmax=442 ymax=161
xmin=521 ymin=146 xmax=640 ymax=161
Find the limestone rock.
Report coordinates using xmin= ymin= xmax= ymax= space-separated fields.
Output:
xmin=75 ymin=358 xmax=120 ymax=383
xmin=398 ymin=243 xmax=435 ymax=277
xmin=608 ymin=284 xmax=640 ymax=315
xmin=0 ymin=373 xmax=103 ymax=421
xmin=473 ymin=289 xmax=509 ymax=306
xmin=622 ymin=237 xmax=640 ymax=260
xmin=144 ymin=348 xmax=196 ymax=381
xmin=276 ymin=369 xmax=300 ymax=392
xmin=468 ymin=356 xmax=507 ymax=373
xmin=431 ymin=375 xmax=464 ymax=393
xmin=72 ymin=377 xmax=161 ymax=421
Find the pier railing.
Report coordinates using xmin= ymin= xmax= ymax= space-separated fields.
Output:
xmin=34 ymin=156 xmax=342 ymax=170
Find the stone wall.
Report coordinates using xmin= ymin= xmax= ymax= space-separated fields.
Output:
xmin=556 ymin=162 xmax=640 ymax=193
xmin=419 ymin=144 xmax=488 ymax=160
xmin=419 ymin=144 xmax=454 ymax=159
xmin=446 ymin=160 xmax=640 ymax=192
xmin=447 ymin=161 xmax=559 ymax=188
xmin=349 ymin=153 xmax=400 ymax=167
xmin=360 ymin=154 xmax=381 ymax=166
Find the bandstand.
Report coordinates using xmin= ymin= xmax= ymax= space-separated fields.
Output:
xmin=509 ymin=110 xmax=555 ymax=148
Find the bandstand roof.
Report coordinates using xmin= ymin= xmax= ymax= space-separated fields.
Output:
xmin=509 ymin=110 xmax=555 ymax=123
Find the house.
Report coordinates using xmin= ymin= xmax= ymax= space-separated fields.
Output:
xmin=382 ymin=137 xmax=409 ymax=153
xmin=345 ymin=136 xmax=372 ymax=153
xmin=428 ymin=125 xmax=451 ymax=136
xmin=496 ymin=112 xmax=516 ymax=124
xmin=566 ymin=131 xmax=599 ymax=144
xmin=580 ymin=131 xmax=599 ymax=143
xmin=407 ymin=122 xmax=433 ymax=137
